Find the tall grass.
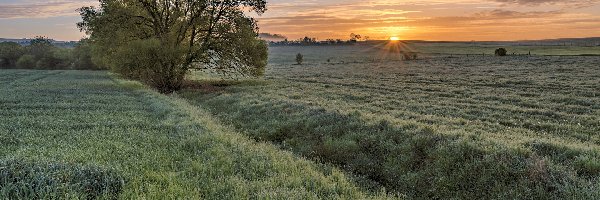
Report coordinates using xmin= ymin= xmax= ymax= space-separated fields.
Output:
xmin=181 ymin=49 xmax=600 ymax=198
xmin=0 ymin=70 xmax=388 ymax=199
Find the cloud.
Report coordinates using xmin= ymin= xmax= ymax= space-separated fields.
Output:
xmin=256 ymin=6 xmax=600 ymax=41
xmin=0 ymin=1 xmax=97 ymax=19
xmin=472 ymin=9 xmax=563 ymax=18
xmin=493 ymin=0 xmax=600 ymax=7
xmin=1 ymin=0 xmax=599 ymax=41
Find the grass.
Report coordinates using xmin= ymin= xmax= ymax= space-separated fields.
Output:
xmin=258 ymin=43 xmax=600 ymax=66
xmin=181 ymin=45 xmax=600 ymax=198
xmin=411 ymin=42 xmax=600 ymax=56
xmin=0 ymin=69 xmax=388 ymax=199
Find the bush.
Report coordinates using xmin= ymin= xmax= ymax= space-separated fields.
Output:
xmin=35 ymin=57 xmax=61 ymax=70
xmin=72 ymin=39 xmax=101 ymax=70
xmin=296 ymin=53 xmax=304 ymax=65
xmin=53 ymin=48 xmax=74 ymax=69
xmin=16 ymin=55 xmax=36 ymax=69
xmin=0 ymin=42 xmax=25 ymax=68
xmin=112 ymin=39 xmax=187 ymax=93
xmin=403 ymin=52 xmax=418 ymax=60
xmin=495 ymin=48 xmax=508 ymax=56
xmin=28 ymin=36 xmax=56 ymax=61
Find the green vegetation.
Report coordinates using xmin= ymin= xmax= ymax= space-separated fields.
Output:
xmin=78 ymin=0 xmax=269 ymax=93
xmin=296 ymin=53 xmax=304 ymax=65
xmin=3 ymin=43 xmax=599 ymax=199
xmin=0 ymin=159 xmax=124 ymax=199
xmin=181 ymin=46 xmax=600 ymax=198
xmin=0 ymin=37 xmax=100 ymax=70
xmin=0 ymin=70 xmax=388 ymax=199
xmin=0 ymin=42 xmax=24 ymax=68
xmin=495 ymin=48 xmax=508 ymax=56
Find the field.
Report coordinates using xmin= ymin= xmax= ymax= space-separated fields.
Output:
xmin=2 ymin=42 xmax=600 ymax=199
xmin=182 ymin=44 xmax=600 ymax=198
xmin=410 ymin=42 xmax=600 ymax=56
xmin=0 ymin=70 xmax=387 ymax=199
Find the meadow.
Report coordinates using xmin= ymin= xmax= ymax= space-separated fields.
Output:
xmin=0 ymin=70 xmax=388 ymax=199
xmin=182 ymin=44 xmax=600 ymax=198
xmin=2 ymin=42 xmax=599 ymax=199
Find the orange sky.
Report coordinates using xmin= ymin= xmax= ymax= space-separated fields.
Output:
xmin=0 ymin=0 xmax=599 ymax=41
xmin=255 ymin=0 xmax=600 ymax=41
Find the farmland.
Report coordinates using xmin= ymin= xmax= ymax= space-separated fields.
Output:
xmin=182 ymin=44 xmax=600 ymax=198
xmin=1 ymin=42 xmax=599 ymax=199
xmin=0 ymin=70 xmax=385 ymax=199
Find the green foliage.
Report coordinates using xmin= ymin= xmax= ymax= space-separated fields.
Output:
xmin=78 ymin=0 xmax=269 ymax=93
xmin=0 ymin=42 xmax=25 ymax=68
xmin=16 ymin=55 xmax=36 ymax=69
xmin=28 ymin=36 xmax=56 ymax=61
xmin=111 ymin=39 xmax=187 ymax=93
xmin=52 ymin=48 xmax=74 ymax=69
xmin=72 ymin=39 xmax=100 ymax=70
xmin=0 ymin=70 xmax=387 ymax=199
xmin=1 ymin=37 xmax=103 ymax=70
xmin=0 ymin=159 xmax=124 ymax=199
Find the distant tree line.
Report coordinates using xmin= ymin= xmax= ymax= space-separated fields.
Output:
xmin=0 ymin=36 xmax=101 ymax=70
xmin=269 ymin=33 xmax=369 ymax=46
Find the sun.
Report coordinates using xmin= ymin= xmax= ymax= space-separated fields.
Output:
xmin=389 ymin=36 xmax=400 ymax=41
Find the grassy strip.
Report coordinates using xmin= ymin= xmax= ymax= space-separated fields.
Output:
xmin=0 ymin=70 xmax=389 ymax=199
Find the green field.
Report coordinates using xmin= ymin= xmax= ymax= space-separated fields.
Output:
xmin=0 ymin=70 xmax=387 ymax=199
xmin=182 ymin=46 xmax=600 ymax=198
xmin=2 ymin=44 xmax=600 ymax=199
xmin=411 ymin=42 xmax=600 ymax=56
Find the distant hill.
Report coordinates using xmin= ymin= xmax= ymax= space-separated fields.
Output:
xmin=0 ymin=38 xmax=78 ymax=48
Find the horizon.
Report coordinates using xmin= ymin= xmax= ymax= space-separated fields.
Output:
xmin=1 ymin=0 xmax=600 ymax=41
xmin=3 ymin=36 xmax=600 ymax=43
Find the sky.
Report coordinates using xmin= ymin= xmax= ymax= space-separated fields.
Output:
xmin=0 ymin=0 xmax=599 ymax=41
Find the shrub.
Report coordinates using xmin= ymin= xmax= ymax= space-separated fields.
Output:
xmin=296 ymin=53 xmax=304 ymax=65
xmin=35 ymin=57 xmax=60 ymax=70
xmin=495 ymin=48 xmax=508 ymax=56
xmin=0 ymin=42 xmax=25 ymax=68
xmin=403 ymin=52 xmax=418 ymax=60
xmin=53 ymin=48 xmax=74 ymax=69
xmin=28 ymin=36 xmax=56 ymax=60
xmin=16 ymin=55 xmax=36 ymax=69
xmin=72 ymin=39 xmax=99 ymax=70
xmin=111 ymin=39 xmax=187 ymax=93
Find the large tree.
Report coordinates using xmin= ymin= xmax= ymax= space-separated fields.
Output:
xmin=78 ymin=0 xmax=268 ymax=93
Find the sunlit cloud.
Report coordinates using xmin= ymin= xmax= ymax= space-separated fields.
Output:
xmin=257 ymin=0 xmax=600 ymax=41
xmin=0 ymin=0 xmax=97 ymax=19
xmin=0 ymin=0 xmax=599 ymax=41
